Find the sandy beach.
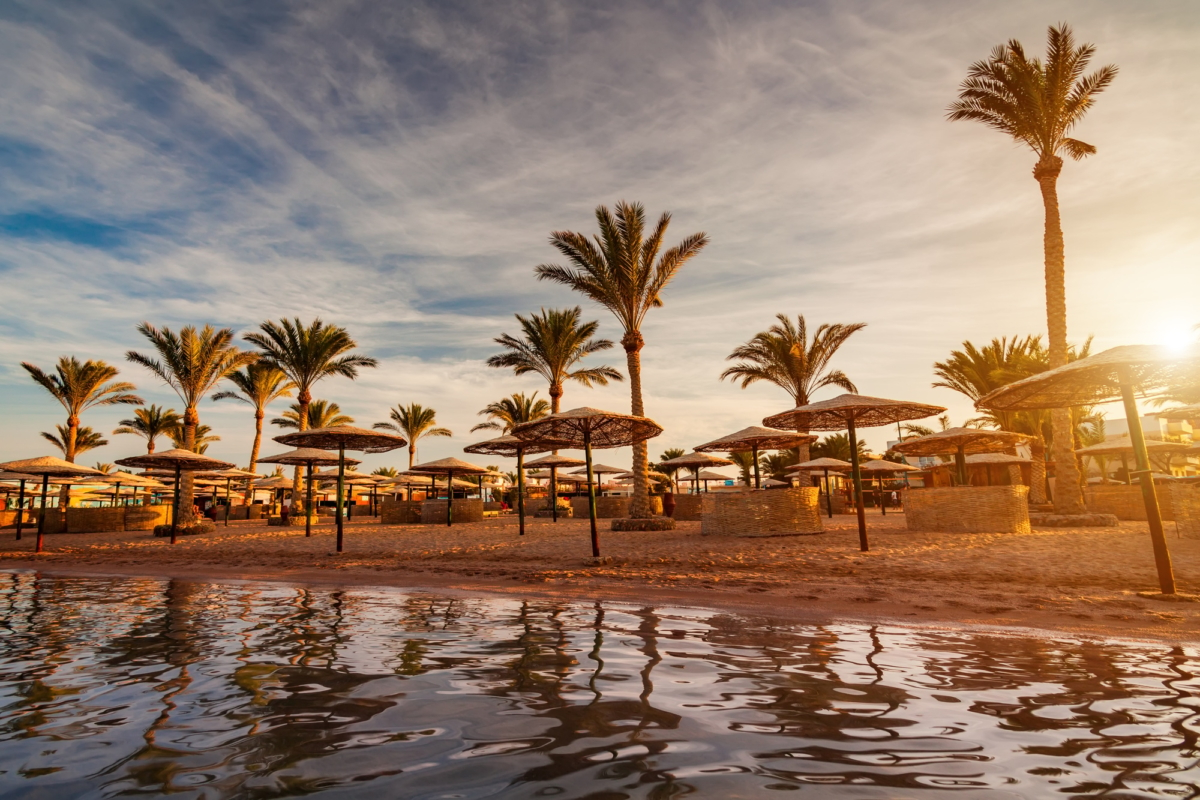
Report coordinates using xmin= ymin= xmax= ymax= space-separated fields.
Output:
xmin=3 ymin=513 xmax=1198 ymax=643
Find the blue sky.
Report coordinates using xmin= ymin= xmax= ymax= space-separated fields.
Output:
xmin=1 ymin=0 xmax=1198 ymax=473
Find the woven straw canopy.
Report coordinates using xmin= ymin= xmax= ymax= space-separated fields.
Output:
xmin=101 ymin=470 xmax=166 ymax=487
xmin=860 ymin=459 xmax=920 ymax=473
xmin=679 ymin=469 xmax=735 ymax=481
xmin=521 ymin=453 xmax=585 ymax=468
xmin=463 ymin=434 xmax=568 ymax=458
xmin=213 ymin=468 xmax=260 ymax=479
xmin=511 ymin=407 xmax=662 ymax=449
xmin=274 ymin=425 xmax=408 ymax=452
xmin=253 ymin=476 xmax=295 ymax=489
xmin=408 ymin=457 xmax=489 ymax=476
xmin=657 ymin=452 xmax=735 ymax=469
xmin=976 ymin=345 xmax=1200 ymax=411
xmin=0 ymin=471 xmax=40 ymax=482
xmin=569 ymin=463 xmax=626 ymax=475
xmin=892 ymin=427 xmax=1028 ymax=457
xmin=694 ymin=426 xmax=816 ymax=453
xmin=787 ymin=457 xmax=852 ymax=472
xmin=115 ymin=448 xmax=235 ymax=472
xmin=259 ymin=448 xmax=359 ymax=468
xmin=1074 ymin=437 xmax=1190 ymax=457
xmin=1153 ymin=404 xmax=1200 ymax=420
xmin=763 ymin=394 xmax=946 ymax=431
xmin=0 ymin=456 xmax=109 ymax=478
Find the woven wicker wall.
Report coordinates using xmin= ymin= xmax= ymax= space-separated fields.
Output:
xmin=1085 ymin=485 xmax=1176 ymax=521
xmin=380 ymin=500 xmax=423 ymax=524
xmin=905 ymin=486 xmax=1030 ymax=533
xmin=570 ymin=496 xmax=628 ymax=518
xmin=420 ymin=499 xmax=484 ymax=524
xmin=701 ymin=488 xmax=821 ymax=536
xmin=672 ymin=494 xmax=704 ymax=521
xmin=64 ymin=508 xmax=125 ymax=533
xmin=125 ymin=506 xmax=171 ymax=531
xmin=1169 ymin=483 xmax=1200 ymax=539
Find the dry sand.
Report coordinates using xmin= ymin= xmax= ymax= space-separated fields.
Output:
xmin=3 ymin=513 xmax=1199 ymax=642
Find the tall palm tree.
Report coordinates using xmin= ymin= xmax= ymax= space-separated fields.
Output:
xmin=486 ymin=308 xmax=622 ymax=413
xmin=212 ymin=363 xmax=294 ymax=494
xmin=168 ymin=423 xmax=220 ymax=454
xmin=273 ymin=400 xmax=354 ymax=431
xmin=374 ymin=403 xmax=452 ymax=468
xmin=113 ymin=404 xmax=181 ymax=453
xmin=721 ymin=314 xmax=865 ymax=465
xmin=243 ymin=318 xmax=377 ymax=507
xmin=471 ymin=392 xmax=551 ymax=434
xmin=536 ymin=201 xmax=708 ymax=518
xmin=41 ymin=425 xmax=108 ymax=458
xmin=127 ymin=323 xmax=258 ymax=523
xmin=22 ymin=357 xmax=142 ymax=462
xmin=949 ymin=23 xmax=1117 ymax=514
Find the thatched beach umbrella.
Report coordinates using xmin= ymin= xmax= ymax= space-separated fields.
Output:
xmin=1074 ymin=437 xmax=1189 ymax=486
xmin=512 ymin=407 xmax=663 ymax=559
xmin=258 ymin=448 xmax=357 ymax=538
xmin=1153 ymin=403 xmax=1200 ymax=421
xmin=408 ymin=457 xmax=489 ymax=526
xmin=465 ymin=433 xmax=569 ymax=536
xmin=523 ymin=453 xmax=585 ymax=523
xmin=656 ymin=452 xmax=735 ymax=494
xmin=859 ymin=459 xmax=920 ymax=515
xmin=0 ymin=458 xmax=106 ymax=550
xmin=98 ymin=471 xmax=164 ymax=514
xmin=274 ymin=426 xmax=407 ymax=553
xmin=114 ymin=449 xmax=235 ymax=544
xmin=694 ymin=427 xmax=815 ymax=490
xmin=977 ymin=344 xmax=1200 ymax=595
xmin=764 ymin=394 xmax=945 ymax=552
xmin=892 ymin=427 xmax=1029 ymax=487
xmin=0 ymin=470 xmax=37 ymax=541
xmin=787 ymin=457 xmax=852 ymax=518
xmin=568 ymin=463 xmax=627 ymax=497
xmin=209 ymin=468 xmax=259 ymax=527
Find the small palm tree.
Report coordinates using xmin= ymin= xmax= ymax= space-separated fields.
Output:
xmin=168 ymin=423 xmax=220 ymax=454
xmin=212 ymin=363 xmax=295 ymax=488
xmin=653 ymin=448 xmax=686 ymax=491
xmin=762 ymin=451 xmax=799 ymax=481
xmin=127 ymin=323 xmax=258 ymax=522
xmin=22 ymin=357 xmax=142 ymax=462
xmin=114 ymin=404 xmax=181 ymax=453
xmin=486 ymin=308 xmax=622 ymax=413
xmin=949 ymin=23 xmax=1117 ymax=514
xmin=721 ymin=314 xmax=866 ymax=463
xmin=374 ymin=403 xmax=451 ymax=468
xmin=471 ymin=392 xmax=551 ymax=434
xmin=372 ymin=466 xmax=399 ymax=478
xmin=536 ymin=201 xmax=708 ymax=518
xmin=93 ymin=462 xmax=113 ymax=474
xmin=727 ymin=451 xmax=757 ymax=487
xmin=273 ymin=400 xmax=353 ymax=430
xmin=811 ymin=434 xmax=869 ymax=462
xmin=42 ymin=425 xmax=108 ymax=458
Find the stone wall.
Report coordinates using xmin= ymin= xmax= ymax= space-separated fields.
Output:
xmin=905 ymin=486 xmax=1030 ymax=534
xmin=1169 ymin=482 xmax=1200 ymax=539
xmin=420 ymin=499 xmax=484 ymax=524
xmin=701 ymin=488 xmax=821 ymax=536
xmin=1085 ymin=484 xmax=1176 ymax=521
xmin=381 ymin=500 xmax=423 ymax=524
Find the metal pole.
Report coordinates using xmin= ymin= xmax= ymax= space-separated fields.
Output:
xmin=336 ymin=444 xmax=346 ymax=553
xmin=1119 ymin=367 xmax=1175 ymax=595
xmin=848 ymin=417 xmax=868 ymax=552
xmin=15 ymin=479 xmax=26 ymax=540
xmin=34 ymin=474 xmax=49 ymax=553
xmin=517 ymin=450 xmax=526 ymax=536
xmin=170 ymin=464 xmax=181 ymax=545
xmin=752 ymin=445 xmax=761 ymax=489
xmin=585 ymin=429 xmax=599 ymax=558
xmin=305 ymin=463 xmax=314 ymax=538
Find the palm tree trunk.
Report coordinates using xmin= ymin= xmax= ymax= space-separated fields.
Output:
xmin=178 ymin=407 xmax=199 ymax=525
xmin=793 ymin=405 xmax=812 ymax=486
xmin=246 ymin=410 xmax=264 ymax=502
xmin=292 ymin=394 xmax=309 ymax=515
xmin=623 ymin=333 xmax=652 ymax=518
xmin=549 ymin=385 xmax=561 ymax=521
xmin=59 ymin=415 xmax=79 ymax=507
xmin=408 ymin=443 xmax=416 ymax=469
xmin=1035 ymin=157 xmax=1085 ymax=514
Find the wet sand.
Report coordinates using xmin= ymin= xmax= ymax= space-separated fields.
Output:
xmin=3 ymin=513 xmax=1199 ymax=643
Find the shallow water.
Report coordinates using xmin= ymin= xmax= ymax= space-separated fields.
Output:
xmin=0 ymin=571 xmax=1197 ymax=799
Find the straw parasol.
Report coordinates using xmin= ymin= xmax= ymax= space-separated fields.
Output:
xmin=523 ymin=453 xmax=586 ymax=524
xmin=259 ymin=448 xmax=357 ymax=538
xmin=859 ymin=459 xmax=920 ymax=516
xmin=208 ymin=468 xmax=260 ymax=528
xmin=1074 ymin=437 xmax=1189 ymax=487
xmin=512 ymin=407 xmax=664 ymax=558
xmin=1152 ymin=403 xmax=1200 ymax=421
xmin=977 ymin=344 xmax=1200 ymax=595
xmin=408 ymin=457 xmax=489 ymax=526
xmin=114 ymin=449 xmax=235 ymax=544
xmin=763 ymin=394 xmax=945 ymax=552
xmin=273 ymin=426 xmax=407 ymax=553
xmin=892 ymin=427 xmax=1029 ymax=487
xmin=693 ymin=427 xmax=816 ymax=490
xmin=787 ymin=457 xmax=851 ymax=518
xmin=657 ymin=451 xmax=735 ymax=494
xmin=99 ymin=470 xmax=166 ymax=514
xmin=0 ymin=458 xmax=107 ymax=551
xmin=0 ymin=470 xmax=38 ymax=542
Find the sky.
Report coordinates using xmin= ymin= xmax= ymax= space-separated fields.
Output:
xmin=1 ymin=0 xmax=1198 ymax=476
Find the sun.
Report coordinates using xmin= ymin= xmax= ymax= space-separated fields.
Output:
xmin=1157 ymin=320 xmax=1200 ymax=353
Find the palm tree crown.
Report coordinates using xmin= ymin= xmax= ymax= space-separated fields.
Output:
xmin=535 ymin=201 xmax=708 ymax=518
xmin=471 ymin=392 xmax=552 ymax=434
xmin=42 ymin=425 xmax=108 ymax=458
xmin=168 ymin=423 xmax=220 ymax=454
xmin=722 ymin=315 xmax=865 ymax=405
xmin=273 ymin=400 xmax=354 ymax=430
xmin=374 ymin=403 xmax=452 ymax=468
xmin=22 ymin=356 xmax=142 ymax=462
xmin=114 ymin=404 xmax=182 ymax=453
xmin=486 ymin=308 xmax=621 ymax=411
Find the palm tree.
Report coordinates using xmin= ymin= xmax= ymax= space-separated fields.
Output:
xmin=212 ymin=363 xmax=295 ymax=493
xmin=22 ymin=357 xmax=142 ymax=462
xmin=536 ymin=201 xmax=708 ymax=518
xmin=41 ymin=425 xmax=108 ymax=458
xmin=762 ymin=451 xmax=799 ymax=481
xmin=372 ymin=467 xmax=399 ymax=478
xmin=727 ymin=451 xmax=757 ymax=487
xmin=653 ymin=448 xmax=686 ymax=490
xmin=273 ymin=400 xmax=354 ymax=430
xmin=811 ymin=433 xmax=869 ymax=462
xmin=471 ymin=392 xmax=551 ymax=434
xmin=127 ymin=323 xmax=258 ymax=523
xmin=949 ymin=23 xmax=1117 ymax=514
xmin=243 ymin=318 xmax=377 ymax=506
xmin=93 ymin=462 xmax=113 ymax=474
xmin=721 ymin=314 xmax=866 ymax=465
xmin=113 ymin=404 xmax=181 ymax=453
xmin=374 ymin=403 xmax=452 ymax=468
xmin=168 ymin=423 xmax=220 ymax=454
xmin=486 ymin=308 xmax=622 ymax=413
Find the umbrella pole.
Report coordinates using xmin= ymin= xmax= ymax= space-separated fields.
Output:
xmin=336 ymin=445 xmax=346 ymax=553
xmin=879 ymin=475 xmax=886 ymax=516
xmin=1121 ymin=453 xmax=1131 ymax=485
xmin=115 ymin=482 xmax=122 ymax=510
xmin=955 ymin=445 xmax=967 ymax=487
xmin=15 ymin=479 xmax=26 ymax=540
xmin=446 ymin=472 xmax=453 ymax=526
xmin=35 ymin=475 xmax=48 ymax=553
xmin=824 ymin=470 xmax=833 ymax=518
xmin=752 ymin=445 xmax=761 ymax=490
xmin=585 ymin=430 xmax=599 ymax=558
xmin=170 ymin=464 xmax=181 ymax=545
xmin=1119 ymin=368 xmax=1175 ymax=595
xmin=847 ymin=417 xmax=868 ymax=552
xmin=305 ymin=463 xmax=314 ymax=538
xmin=517 ymin=450 xmax=526 ymax=536
xmin=551 ymin=466 xmax=558 ymax=522
xmin=225 ymin=478 xmax=231 ymax=527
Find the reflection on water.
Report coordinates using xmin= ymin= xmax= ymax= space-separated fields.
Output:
xmin=0 ymin=571 xmax=1197 ymax=799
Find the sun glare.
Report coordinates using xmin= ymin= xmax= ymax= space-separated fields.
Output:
xmin=1157 ymin=320 xmax=1200 ymax=353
